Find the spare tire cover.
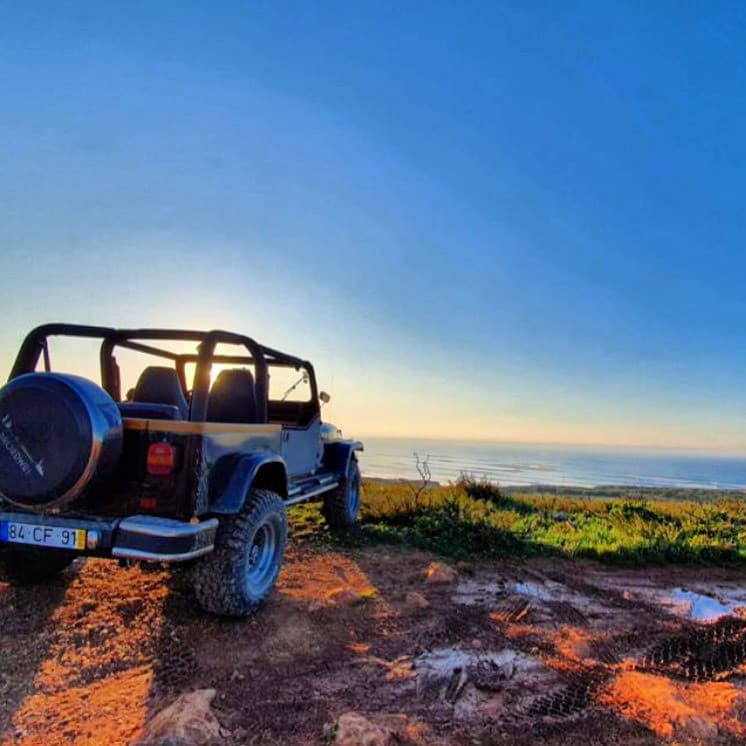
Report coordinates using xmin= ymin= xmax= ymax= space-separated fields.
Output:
xmin=0 ymin=373 xmax=123 ymax=509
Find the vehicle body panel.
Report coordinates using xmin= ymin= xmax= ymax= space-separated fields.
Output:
xmin=281 ymin=416 xmax=324 ymax=477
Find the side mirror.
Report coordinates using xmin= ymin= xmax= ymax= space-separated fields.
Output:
xmin=319 ymin=391 xmax=331 ymax=404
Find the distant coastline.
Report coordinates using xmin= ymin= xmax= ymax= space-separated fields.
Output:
xmin=358 ymin=436 xmax=746 ymax=492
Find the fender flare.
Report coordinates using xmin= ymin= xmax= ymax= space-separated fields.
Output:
xmin=209 ymin=454 xmax=288 ymax=515
xmin=322 ymin=440 xmax=364 ymax=479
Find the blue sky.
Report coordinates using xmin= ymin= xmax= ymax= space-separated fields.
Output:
xmin=1 ymin=1 xmax=745 ymax=448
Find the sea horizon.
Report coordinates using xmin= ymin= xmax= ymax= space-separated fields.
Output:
xmin=356 ymin=435 xmax=746 ymax=491
xmin=354 ymin=433 xmax=746 ymax=456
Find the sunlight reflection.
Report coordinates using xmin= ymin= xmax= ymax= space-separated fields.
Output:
xmin=599 ymin=670 xmax=746 ymax=741
xmin=4 ymin=560 xmax=168 ymax=746
xmin=278 ymin=551 xmax=379 ymax=605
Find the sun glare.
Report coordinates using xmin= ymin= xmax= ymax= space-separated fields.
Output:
xmin=208 ymin=363 xmax=227 ymax=386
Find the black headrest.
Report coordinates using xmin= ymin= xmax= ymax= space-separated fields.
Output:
xmin=207 ymin=369 xmax=257 ymax=424
xmin=133 ymin=366 xmax=189 ymax=419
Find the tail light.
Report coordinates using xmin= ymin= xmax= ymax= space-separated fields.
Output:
xmin=147 ymin=442 xmax=175 ymax=476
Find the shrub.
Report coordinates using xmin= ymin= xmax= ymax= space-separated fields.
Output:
xmin=294 ymin=478 xmax=746 ymax=568
xmin=457 ymin=473 xmax=502 ymax=502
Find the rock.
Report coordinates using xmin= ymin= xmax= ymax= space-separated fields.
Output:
xmin=327 ymin=588 xmax=364 ymax=607
xmin=403 ymin=591 xmax=430 ymax=611
xmin=309 ymin=599 xmax=329 ymax=612
xmin=424 ymin=562 xmax=457 ymax=585
xmin=332 ymin=712 xmax=394 ymax=746
xmin=371 ymin=714 xmax=409 ymax=737
xmin=322 ymin=721 xmax=337 ymax=741
xmin=140 ymin=689 xmax=222 ymax=745
xmin=373 ymin=713 xmax=431 ymax=745
xmin=552 ymin=511 xmax=577 ymax=527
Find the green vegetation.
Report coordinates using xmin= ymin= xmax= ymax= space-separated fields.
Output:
xmin=291 ymin=478 xmax=746 ymax=566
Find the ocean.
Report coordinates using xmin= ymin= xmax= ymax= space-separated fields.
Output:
xmin=357 ymin=437 xmax=746 ymax=491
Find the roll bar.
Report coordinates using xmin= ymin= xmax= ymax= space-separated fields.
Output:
xmin=9 ymin=324 xmax=317 ymax=424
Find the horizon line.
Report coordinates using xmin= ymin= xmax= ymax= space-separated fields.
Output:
xmin=352 ymin=432 xmax=746 ymax=456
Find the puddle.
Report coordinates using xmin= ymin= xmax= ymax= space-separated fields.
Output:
xmin=509 ymin=580 xmax=604 ymax=626
xmin=451 ymin=578 xmax=567 ymax=606
xmin=624 ymin=585 xmax=746 ymax=622
xmin=451 ymin=578 xmax=506 ymax=606
xmin=414 ymin=647 xmax=474 ymax=676
xmin=452 ymin=576 xmax=615 ymax=627
xmin=512 ymin=581 xmax=561 ymax=602
xmin=583 ymin=570 xmax=746 ymax=621
xmin=412 ymin=646 xmax=559 ymax=719
xmin=668 ymin=587 xmax=741 ymax=621
xmin=414 ymin=647 xmax=535 ymax=679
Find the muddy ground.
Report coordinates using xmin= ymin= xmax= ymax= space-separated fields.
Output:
xmin=2 ymin=537 xmax=746 ymax=745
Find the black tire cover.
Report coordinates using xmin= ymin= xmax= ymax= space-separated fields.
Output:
xmin=0 ymin=373 xmax=122 ymax=508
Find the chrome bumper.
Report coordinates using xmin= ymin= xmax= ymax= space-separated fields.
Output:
xmin=112 ymin=515 xmax=219 ymax=562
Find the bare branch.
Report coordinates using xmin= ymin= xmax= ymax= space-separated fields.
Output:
xmin=407 ymin=452 xmax=432 ymax=509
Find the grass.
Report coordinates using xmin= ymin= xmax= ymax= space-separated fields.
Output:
xmin=291 ymin=478 xmax=746 ymax=566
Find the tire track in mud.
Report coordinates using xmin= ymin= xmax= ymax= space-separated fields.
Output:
xmin=475 ymin=570 xmax=746 ymax=744
xmin=4 ymin=547 xmax=746 ymax=744
xmin=637 ymin=617 xmax=746 ymax=683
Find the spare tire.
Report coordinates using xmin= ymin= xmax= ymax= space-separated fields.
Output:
xmin=0 ymin=373 xmax=122 ymax=510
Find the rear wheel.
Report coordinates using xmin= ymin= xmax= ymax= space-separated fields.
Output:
xmin=1 ymin=549 xmax=76 ymax=584
xmin=192 ymin=489 xmax=288 ymax=617
xmin=322 ymin=456 xmax=361 ymax=529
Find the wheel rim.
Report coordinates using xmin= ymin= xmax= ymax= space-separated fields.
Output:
xmin=347 ymin=473 xmax=360 ymax=516
xmin=246 ymin=521 xmax=278 ymax=594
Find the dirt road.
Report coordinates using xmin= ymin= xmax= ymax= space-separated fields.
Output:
xmin=1 ymin=540 xmax=746 ymax=745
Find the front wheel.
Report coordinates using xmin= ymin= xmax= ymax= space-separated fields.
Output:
xmin=322 ymin=456 xmax=361 ymax=529
xmin=192 ymin=489 xmax=288 ymax=617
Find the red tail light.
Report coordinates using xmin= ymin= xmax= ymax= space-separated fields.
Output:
xmin=147 ymin=442 xmax=175 ymax=476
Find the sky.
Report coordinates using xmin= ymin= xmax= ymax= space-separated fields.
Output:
xmin=1 ymin=1 xmax=745 ymax=450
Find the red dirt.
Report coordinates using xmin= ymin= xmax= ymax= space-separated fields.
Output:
xmin=2 ymin=543 xmax=746 ymax=745
xmin=600 ymin=671 xmax=745 ymax=742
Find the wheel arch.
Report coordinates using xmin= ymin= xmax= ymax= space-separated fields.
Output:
xmin=208 ymin=454 xmax=288 ymax=515
xmin=322 ymin=440 xmax=364 ymax=479
xmin=251 ymin=461 xmax=288 ymax=498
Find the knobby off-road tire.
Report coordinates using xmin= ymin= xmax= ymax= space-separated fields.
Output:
xmin=1 ymin=549 xmax=76 ymax=584
xmin=322 ymin=456 xmax=361 ymax=530
xmin=192 ymin=489 xmax=288 ymax=617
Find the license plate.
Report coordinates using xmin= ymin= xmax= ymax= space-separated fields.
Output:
xmin=0 ymin=521 xmax=86 ymax=550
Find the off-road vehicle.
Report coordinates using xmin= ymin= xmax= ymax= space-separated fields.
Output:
xmin=0 ymin=324 xmax=363 ymax=616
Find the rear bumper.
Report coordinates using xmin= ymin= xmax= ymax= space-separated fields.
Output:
xmin=0 ymin=511 xmax=219 ymax=563
xmin=113 ymin=515 xmax=218 ymax=561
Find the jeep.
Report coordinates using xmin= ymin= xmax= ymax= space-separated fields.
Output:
xmin=0 ymin=324 xmax=363 ymax=616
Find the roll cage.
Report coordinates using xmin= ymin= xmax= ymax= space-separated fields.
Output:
xmin=10 ymin=324 xmax=320 ymax=424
